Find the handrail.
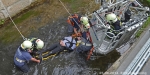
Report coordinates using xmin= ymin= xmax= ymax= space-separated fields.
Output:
xmin=123 ymin=38 xmax=150 ymax=75
xmin=106 ymin=32 xmax=115 ymax=39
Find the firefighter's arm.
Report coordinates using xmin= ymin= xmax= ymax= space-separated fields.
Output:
xmin=80 ymin=24 xmax=83 ymax=31
xmin=31 ymin=58 xmax=40 ymax=63
xmin=73 ymin=28 xmax=78 ymax=35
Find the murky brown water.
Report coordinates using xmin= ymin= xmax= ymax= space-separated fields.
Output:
xmin=0 ymin=0 xmax=120 ymax=75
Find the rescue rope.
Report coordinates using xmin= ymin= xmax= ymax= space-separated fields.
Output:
xmin=87 ymin=46 xmax=94 ymax=60
xmin=1 ymin=1 xmax=26 ymax=40
xmin=58 ymin=0 xmax=84 ymax=32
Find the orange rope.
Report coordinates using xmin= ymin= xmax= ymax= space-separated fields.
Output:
xmin=71 ymin=32 xmax=82 ymax=38
xmin=87 ymin=46 xmax=94 ymax=60
xmin=86 ymin=31 xmax=94 ymax=60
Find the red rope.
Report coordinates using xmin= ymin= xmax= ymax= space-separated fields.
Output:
xmin=86 ymin=31 xmax=94 ymax=60
xmin=87 ymin=46 xmax=94 ymax=60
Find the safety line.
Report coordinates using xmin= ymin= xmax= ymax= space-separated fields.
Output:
xmin=1 ymin=1 xmax=26 ymax=40
xmin=58 ymin=0 xmax=83 ymax=32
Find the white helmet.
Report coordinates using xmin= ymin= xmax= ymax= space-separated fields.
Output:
xmin=80 ymin=17 xmax=90 ymax=29
xmin=21 ymin=40 xmax=33 ymax=50
xmin=35 ymin=39 xmax=44 ymax=50
xmin=106 ymin=13 xmax=118 ymax=23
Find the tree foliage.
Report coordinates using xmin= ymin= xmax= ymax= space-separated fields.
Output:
xmin=147 ymin=0 xmax=150 ymax=2
xmin=139 ymin=0 xmax=150 ymax=7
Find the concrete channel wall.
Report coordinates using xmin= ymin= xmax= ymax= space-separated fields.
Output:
xmin=0 ymin=0 xmax=36 ymax=19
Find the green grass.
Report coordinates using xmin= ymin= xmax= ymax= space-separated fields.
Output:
xmin=135 ymin=17 xmax=150 ymax=38
xmin=147 ymin=0 xmax=150 ymax=2
xmin=139 ymin=0 xmax=150 ymax=7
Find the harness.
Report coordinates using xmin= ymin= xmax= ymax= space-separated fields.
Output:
xmin=16 ymin=57 xmax=25 ymax=63
xmin=80 ymin=38 xmax=92 ymax=47
xmin=29 ymin=38 xmax=37 ymax=47
xmin=67 ymin=14 xmax=80 ymax=26
xmin=64 ymin=37 xmax=76 ymax=49
xmin=28 ymin=38 xmax=37 ymax=50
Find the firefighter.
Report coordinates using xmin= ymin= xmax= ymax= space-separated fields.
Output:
xmin=14 ymin=40 xmax=41 ymax=73
xmin=106 ymin=13 xmax=121 ymax=30
xmin=67 ymin=14 xmax=90 ymax=37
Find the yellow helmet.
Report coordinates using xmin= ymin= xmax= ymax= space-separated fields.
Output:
xmin=21 ymin=40 xmax=33 ymax=50
xmin=35 ymin=39 xmax=44 ymax=50
xmin=80 ymin=17 xmax=90 ymax=29
xmin=106 ymin=13 xmax=118 ymax=23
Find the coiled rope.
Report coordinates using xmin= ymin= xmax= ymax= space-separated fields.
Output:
xmin=1 ymin=1 xmax=27 ymax=40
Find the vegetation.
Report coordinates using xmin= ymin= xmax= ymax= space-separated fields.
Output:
xmin=0 ymin=19 xmax=5 ymax=28
xmin=136 ymin=17 xmax=150 ymax=38
xmin=129 ymin=0 xmax=150 ymax=38
xmin=14 ymin=10 xmax=39 ymax=24
xmin=0 ymin=10 xmax=40 ymax=44
xmin=147 ymin=0 xmax=150 ymax=2
xmin=139 ymin=0 xmax=150 ymax=7
xmin=0 ymin=19 xmax=4 ymax=26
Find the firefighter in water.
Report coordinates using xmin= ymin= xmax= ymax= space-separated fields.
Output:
xmin=67 ymin=14 xmax=90 ymax=37
xmin=14 ymin=40 xmax=41 ymax=73
xmin=75 ymin=36 xmax=93 ymax=53
xmin=27 ymin=37 xmax=44 ymax=56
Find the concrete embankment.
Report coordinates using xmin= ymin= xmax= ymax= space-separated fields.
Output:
xmin=0 ymin=0 xmax=43 ymax=19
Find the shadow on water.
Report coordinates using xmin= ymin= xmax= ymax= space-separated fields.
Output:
xmin=0 ymin=0 xmax=122 ymax=75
